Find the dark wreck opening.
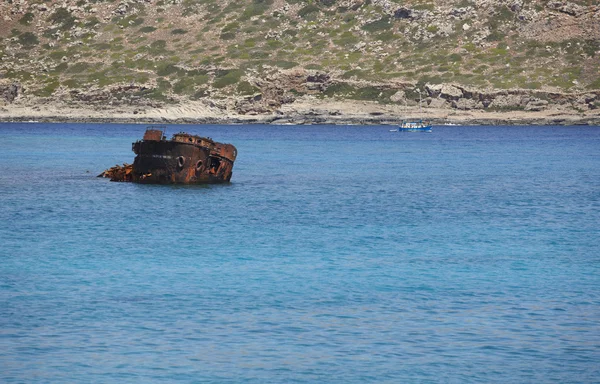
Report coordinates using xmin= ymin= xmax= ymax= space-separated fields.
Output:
xmin=209 ymin=156 xmax=221 ymax=174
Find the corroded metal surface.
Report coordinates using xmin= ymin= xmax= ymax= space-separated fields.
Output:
xmin=100 ymin=128 xmax=237 ymax=184
xmin=98 ymin=163 xmax=133 ymax=181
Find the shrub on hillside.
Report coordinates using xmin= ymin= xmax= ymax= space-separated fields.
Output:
xmin=18 ymin=32 xmax=39 ymax=48
xmin=19 ymin=12 xmax=34 ymax=25
xmin=361 ymin=16 xmax=391 ymax=32
xmin=298 ymin=4 xmax=320 ymax=18
xmin=237 ymin=81 xmax=259 ymax=95
xmin=240 ymin=0 xmax=273 ymax=20
xmin=213 ymin=69 xmax=243 ymax=88
xmin=320 ymin=0 xmax=337 ymax=6
xmin=48 ymin=8 xmax=76 ymax=31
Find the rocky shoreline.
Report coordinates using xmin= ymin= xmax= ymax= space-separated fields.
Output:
xmin=1 ymin=101 xmax=598 ymax=126
xmin=2 ymin=115 xmax=599 ymax=127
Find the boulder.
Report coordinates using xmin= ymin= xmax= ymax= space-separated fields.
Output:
xmin=450 ymin=7 xmax=473 ymax=18
xmin=2 ymin=83 xmax=20 ymax=103
xmin=509 ymin=0 xmax=523 ymax=12
xmin=440 ymin=85 xmax=463 ymax=100
xmin=426 ymin=84 xmax=463 ymax=100
xmin=579 ymin=93 xmax=597 ymax=104
xmin=428 ymin=97 xmax=447 ymax=108
xmin=489 ymin=94 xmax=524 ymax=109
xmin=390 ymin=90 xmax=406 ymax=103
xmin=425 ymin=83 xmax=443 ymax=97
xmin=451 ymin=99 xmax=482 ymax=110
xmin=394 ymin=7 xmax=412 ymax=19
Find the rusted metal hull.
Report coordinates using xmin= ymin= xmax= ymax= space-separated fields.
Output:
xmin=99 ymin=128 xmax=237 ymax=184
xmin=132 ymin=140 xmax=234 ymax=184
xmin=97 ymin=163 xmax=133 ymax=181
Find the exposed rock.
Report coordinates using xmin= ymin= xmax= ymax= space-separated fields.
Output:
xmin=428 ymin=97 xmax=447 ymax=108
xmin=451 ymin=99 xmax=483 ymax=110
xmin=489 ymin=94 xmax=525 ymax=109
xmin=450 ymin=7 xmax=474 ymax=18
xmin=525 ymin=98 xmax=549 ymax=111
xmin=579 ymin=93 xmax=597 ymax=104
xmin=2 ymin=83 xmax=20 ymax=103
xmin=394 ymin=7 xmax=413 ymax=19
xmin=510 ymin=2 xmax=522 ymax=12
xmin=390 ymin=90 xmax=406 ymax=103
xmin=517 ymin=9 xmax=537 ymax=21
xmin=426 ymin=84 xmax=463 ymax=100
xmin=68 ymin=84 xmax=152 ymax=104
xmin=235 ymin=99 xmax=272 ymax=115
xmin=425 ymin=84 xmax=443 ymax=97
xmin=307 ymin=72 xmax=330 ymax=84
xmin=114 ymin=2 xmax=129 ymax=15
xmin=547 ymin=1 xmax=585 ymax=17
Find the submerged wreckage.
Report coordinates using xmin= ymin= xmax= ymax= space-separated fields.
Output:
xmin=100 ymin=127 xmax=237 ymax=184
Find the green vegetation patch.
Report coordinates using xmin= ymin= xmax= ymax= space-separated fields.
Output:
xmin=139 ymin=26 xmax=157 ymax=33
xmin=4 ymin=69 xmax=33 ymax=81
xmin=63 ymin=79 xmax=80 ymax=88
xmin=84 ymin=17 xmax=100 ymax=28
xmin=334 ymin=31 xmax=359 ymax=47
xmin=35 ymin=78 xmax=61 ymax=97
xmin=237 ymin=81 xmax=259 ymax=95
xmin=361 ymin=16 xmax=392 ymax=33
xmin=274 ymin=61 xmax=298 ymax=69
xmin=220 ymin=32 xmax=236 ymax=40
xmin=413 ymin=2 xmax=435 ymax=11
xmin=17 ymin=32 xmax=39 ymax=48
xmin=587 ymin=77 xmax=600 ymax=90
xmin=173 ymin=75 xmax=208 ymax=95
xmin=240 ymin=0 xmax=274 ymax=20
xmin=324 ymin=83 xmax=396 ymax=103
xmin=19 ymin=12 xmax=35 ymax=25
xmin=143 ymin=40 xmax=171 ymax=55
xmin=298 ymin=4 xmax=320 ymax=19
xmin=123 ymin=17 xmax=144 ymax=28
xmin=375 ymin=30 xmax=397 ymax=42
xmin=156 ymin=63 xmax=179 ymax=76
xmin=213 ymin=69 xmax=244 ymax=88
xmin=66 ymin=62 xmax=91 ymax=74
xmin=48 ymin=8 xmax=77 ymax=31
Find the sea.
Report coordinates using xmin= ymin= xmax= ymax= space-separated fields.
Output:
xmin=1 ymin=123 xmax=599 ymax=383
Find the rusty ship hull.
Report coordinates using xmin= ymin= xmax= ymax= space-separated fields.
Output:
xmin=100 ymin=128 xmax=237 ymax=184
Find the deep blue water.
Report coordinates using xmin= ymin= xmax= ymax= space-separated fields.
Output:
xmin=1 ymin=123 xmax=599 ymax=383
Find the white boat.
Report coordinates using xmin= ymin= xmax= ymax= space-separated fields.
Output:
xmin=398 ymin=119 xmax=432 ymax=132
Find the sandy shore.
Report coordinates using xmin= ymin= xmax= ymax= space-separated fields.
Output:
xmin=1 ymin=99 xmax=599 ymax=126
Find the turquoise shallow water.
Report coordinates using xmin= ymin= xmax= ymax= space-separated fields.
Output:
xmin=1 ymin=123 xmax=599 ymax=383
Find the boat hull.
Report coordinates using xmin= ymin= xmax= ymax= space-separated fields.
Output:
xmin=132 ymin=140 xmax=234 ymax=184
xmin=398 ymin=126 xmax=432 ymax=132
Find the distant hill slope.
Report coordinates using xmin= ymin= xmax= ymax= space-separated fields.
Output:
xmin=1 ymin=0 xmax=599 ymax=115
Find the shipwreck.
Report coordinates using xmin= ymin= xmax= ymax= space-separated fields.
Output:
xmin=99 ymin=127 xmax=237 ymax=184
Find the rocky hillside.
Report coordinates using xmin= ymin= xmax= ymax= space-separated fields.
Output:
xmin=1 ymin=0 xmax=599 ymax=117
